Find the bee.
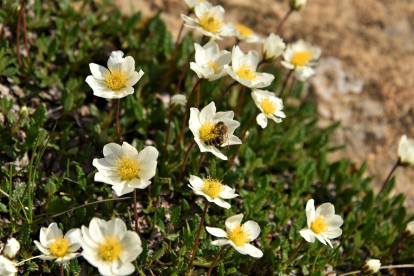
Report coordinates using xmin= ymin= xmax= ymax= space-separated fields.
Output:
xmin=204 ymin=121 xmax=229 ymax=147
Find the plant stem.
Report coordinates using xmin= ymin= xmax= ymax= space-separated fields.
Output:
xmin=235 ymin=86 xmax=247 ymax=117
xmin=376 ymin=160 xmax=399 ymax=201
xmin=115 ymin=99 xmax=121 ymax=144
xmin=172 ymin=10 xmax=191 ymax=65
xmin=22 ymin=2 xmax=30 ymax=63
xmin=196 ymin=153 xmax=204 ymax=174
xmin=61 ymin=263 xmax=64 ymax=276
xmin=174 ymin=49 xmax=196 ymax=95
xmin=196 ymin=79 xmax=201 ymax=108
xmin=286 ymin=239 xmax=305 ymax=265
xmin=312 ymin=247 xmax=323 ymax=273
xmin=276 ymin=9 xmax=293 ymax=34
xmin=179 ymin=140 xmax=196 ymax=181
xmin=381 ymin=233 xmax=407 ymax=263
xmin=16 ymin=0 xmax=25 ymax=65
xmin=0 ymin=14 xmax=11 ymax=40
xmin=207 ymin=245 xmax=228 ymax=276
xmin=188 ymin=201 xmax=209 ymax=272
xmin=16 ymin=255 xmax=44 ymax=266
xmin=215 ymin=81 xmax=238 ymax=107
xmin=134 ymin=189 xmax=139 ymax=234
xmin=279 ymin=70 xmax=293 ymax=98
xmin=337 ymin=265 xmax=414 ymax=276
xmin=284 ymin=77 xmax=296 ymax=100
xmin=163 ymin=111 xmax=174 ymax=164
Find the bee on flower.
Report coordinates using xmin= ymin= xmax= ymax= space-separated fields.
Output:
xmin=252 ymin=89 xmax=286 ymax=128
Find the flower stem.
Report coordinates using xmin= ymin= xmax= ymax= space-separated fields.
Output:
xmin=61 ymin=263 xmax=64 ymax=276
xmin=16 ymin=255 xmax=44 ymax=266
xmin=279 ymin=70 xmax=293 ymax=98
xmin=235 ymin=86 xmax=247 ymax=117
xmin=283 ymin=77 xmax=296 ymax=100
xmin=215 ymin=81 xmax=238 ymax=107
xmin=276 ymin=8 xmax=293 ymax=34
xmin=0 ymin=14 xmax=11 ymax=40
xmin=285 ymin=239 xmax=305 ymax=265
xmin=207 ymin=245 xmax=228 ymax=276
xmin=22 ymin=0 xmax=30 ymax=63
xmin=172 ymin=10 xmax=191 ymax=65
xmin=376 ymin=160 xmax=400 ymax=201
xmin=115 ymin=99 xmax=121 ymax=144
xmin=163 ymin=111 xmax=174 ymax=164
xmin=337 ymin=264 xmax=414 ymax=276
xmin=174 ymin=49 xmax=196 ymax=95
xmin=196 ymin=80 xmax=201 ymax=108
xmin=134 ymin=189 xmax=139 ymax=234
xmin=179 ymin=140 xmax=196 ymax=181
xmin=381 ymin=233 xmax=407 ymax=263
xmin=188 ymin=201 xmax=209 ymax=272
xmin=16 ymin=0 xmax=25 ymax=65
xmin=196 ymin=153 xmax=205 ymax=174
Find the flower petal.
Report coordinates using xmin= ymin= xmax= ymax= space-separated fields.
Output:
xmin=89 ymin=63 xmax=109 ymax=80
xmin=225 ymin=214 xmax=243 ymax=229
xmin=206 ymin=227 xmax=228 ymax=238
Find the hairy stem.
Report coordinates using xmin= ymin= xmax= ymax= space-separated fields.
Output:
xmin=134 ymin=189 xmax=139 ymax=234
xmin=179 ymin=140 xmax=196 ymax=181
xmin=174 ymin=49 xmax=196 ymax=95
xmin=188 ymin=201 xmax=209 ymax=272
xmin=286 ymin=239 xmax=305 ymax=265
xmin=381 ymin=233 xmax=407 ymax=263
xmin=215 ymin=81 xmax=238 ymax=107
xmin=235 ymin=86 xmax=247 ymax=117
xmin=376 ymin=160 xmax=399 ymax=201
xmin=61 ymin=263 xmax=64 ymax=276
xmin=279 ymin=70 xmax=293 ymax=98
xmin=207 ymin=245 xmax=228 ymax=276
xmin=276 ymin=9 xmax=293 ymax=34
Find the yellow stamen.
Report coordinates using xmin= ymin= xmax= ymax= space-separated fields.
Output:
xmin=236 ymin=63 xmax=258 ymax=81
xmin=228 ymin=224 xmax=251 ymax=247
xmin=236 ymin=23 xmax=254 ymax=37
xmin=199 ymin=122 xmax=217 ymax=142
xmin=114 ymin=156 xmax=140 ymax=180
xmin=103 ymin=66 xmax=127 ymax=91
xmin=310 ymin=215 xmax=329 ymax=234
xmin=199 ymin=12 xmax=223 ymax=33
xmin=207 ymin=60 xmax=220 ymax=74
xmin=49 ymin=236 xmax=69 ymax=258
xmin=202 ymin=176 xmax=224 ymax=198
xmin=198 ymin=0 xmax=205 ymax=2
xmin=98 ymin=235 xmax=124 ymax=262
xmin=291 ymin=51 xmax=312 ymax=67
xmin=260 ymin=98 xmax=277 ymax=115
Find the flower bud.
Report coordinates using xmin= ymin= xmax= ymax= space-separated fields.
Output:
xmin=398 ymin=135 xmax=414 ymax=166
xmin=289 ymin=0 xmax=307 ymax=11
xmin=262 ymin=33 xmax=285 ymax=62
xmin=170 ymin=94 xmax=187 ymax=110
xmin=2 ymin=238 xmax=20 ymax=259
xmin=405 ymin=221 xmax=414 ymax=236
xmin=361 ymin=259 xmax=381 ymax=275
xmin=19 ymin=106 xmax=29 ymax=120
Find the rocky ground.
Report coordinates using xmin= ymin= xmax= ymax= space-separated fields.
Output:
xmin=115 ymin=0 xmax=414 ymax=209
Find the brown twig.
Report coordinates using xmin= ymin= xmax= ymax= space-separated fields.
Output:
xmin=236 ymin=86 xmax=247 ymax=117
xmin=0 ymin=14 xmax=11 ymax=40
xmin=285 ymin=239 xmax=305 ymax=265
xmin=174 ymin=49 xmax=196 ymax=95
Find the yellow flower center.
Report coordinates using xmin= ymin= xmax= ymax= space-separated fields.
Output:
xmin=49 ymin=236 xmax=69 ymax=258
xmin=260 ymin=98 xmax=277 ymax=115
xmin=202 ymin=176 xmax=224 ymax=198
xmin=291 ymin=51 xmax=312 ymax=67
xmin=310 ymin=215 xmax=329 ymax=234
xmin=114 ymin=156 xmax=140 ymax=180
xmin=103 ymin=66 xmax=127 ymax=91
xmin=199 ymin=122 xmax=217 ymax=142
xmin=236 ymin=23 xmax=254 ymax=37
xmin=228 ymin=224 xmax=251 ymax=247
xmin=236 ymin=63 xmax=258 ymax=81
xmin=198 ymin=0 xmax=205 ymax=2
xmin=199 ymin=12 xmax=223 ymax=33
xmin=207 ymin=60 xmax=220 ymax=74
xmin=98 ymin=235 xmax=124 ymax=262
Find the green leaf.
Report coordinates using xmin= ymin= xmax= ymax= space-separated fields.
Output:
xmin=69 ymin=258 xmax=81 ymax=275
xmin=17 ymin=223 xmax=31 ymax=244
xmin=32 ymin=103 xmax=47 ymax=127
xmin=222 ymin=170 xmax=241 ymax=186
xmin=170 ymin=206 xmax=181 ymax=226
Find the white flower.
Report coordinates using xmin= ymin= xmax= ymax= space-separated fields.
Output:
xmin=80 ymin=218 xmax=142 ymax=276
xmin=189 ymin=102 xmax=242 ymax=160
xmin=188 ymin=175 xmax=238 ymax=208
xmin=33 ymin=223 xmax=81 ymax=263
xmin=183 ymin=0 xmax=212 ymax=10
xmin=224 ymin=46 xmax=275 ymax=88
xmin=190 ymin=41 xmax=231 ymax=81
xmin=181 ymin=3 xmax=236 ymax=40
xmin=405 ymin=221 xmax=414 ymax=236
xmin=232 ymin=23 xmax=264 ymax=44
xmin=361 ymin=259 xmax=381 ymax=274
xmin=86 ymin=51 xmax=144 ymax=99
xmin=281 ymin=40 xmax=321 ymax=81
xmin=289 ymin=0 xmax=307 ymax=11
xmin=398 ymin=135 xmax=414 ymax=166
xmin=299 ymin=199 xmax=343 ymax=248
xmin=0 ymin=256 xmax=17 ymax=276
xmin=171 ymin=94 xmax=187 ymax=109
xmin=252 ymin=90 xmax=286 ymax=128
xmin=262 ymin=33 xmax=286 ymax=62
xmin=93 ymin=142 xmax=159 ymax=196
xmin=206 ymin=214 xmax=263 ymax=258
xmin=2 ymin=238 xmax=20 ymax=259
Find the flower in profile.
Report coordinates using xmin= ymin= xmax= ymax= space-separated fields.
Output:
xmin=361 ymin=259 xmax=381 ymax=275
xmin=183 ymin=0 xmax=212 ymax=11
xmin=93 ymin=142 xmax=158 ymax=196
xmin=206 ymin=214 xmax=263 ymax=258
xmin=262 ymin=33 xmax=286 ymax=62
xmin=281 ymin=40 xmax=321 ymax=81
xmin=86 ymin=51 xmax=144 ymax=99
xmin=80 ymin=218 xmax=142 ymax=276
xmin=289 ymin=0 xmax=307 ymax=11
xmin=252 ymin=90 xmax=286 ymax=128
xmin=170 ymin=94 xmax=187 ymax=110
xmin=2 ymin=238 xmax=20 ymax=259
xmin=190 ymin=41 xmax=231 ymax=81
xmin=33 ymin=223 xmax=81 ymax=263
xmin=233 ymin=23 xmax=264 ymax=44
xmin=0 ymin=256 xmax=17 ymax=276
xmin=405 ymin=220 xmax=414 ymax=236
xmin=189 ymin=102 xmax=241 ymax=160
xmin=224 ymin=46 xmax=275 ymax=88
xmin=299 ymin=199 xmax=343 ymax=248
xmin=398 ymin=135 xmax=414 ymax=166
xmin=181 ymin=2 xmax=236 ymax=40
xmin=188 ymin=175 xmax=238 ymax=208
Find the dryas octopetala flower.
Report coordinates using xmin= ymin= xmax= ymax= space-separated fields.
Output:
xmin=190 ymin=41 xmax=231 ymax=81
xmin=232 ymin=23 xmax=264 ymax=44
xmin=189 ymin=101 xmax=242 ymax=160
xmin=33 ymin=223 xmax=81 ymax=263
xmin=262 ymin=33 xmax=286 ymax=62
xmin=86 ymin=50 xmax=144 ymax=99
xmin=93 ymin=142 xmax=158 ymax=196
xmin=281 ymin=39 xmax=321 ymax=81
xmin=361 ymin=259 xmax=381 ymax=275
xmin=289 ymin=0 xmax=307 ymax=11
xmin=405 ymin=221 xmax=414 ymax=236
xmin=0 ymin=255 xmax=17 ymax=276
xmin=398 ymin=135 xmax=414 ymax=166
xmin=183 ymin=0 xmax=212 ymax=11
xmin=224 ymin=46 xmax=275 ymax=88
xmin=181 ymin=2 xmax=236 ymax=40
xmin=206 ymin=214 xmax=263 ymax=258
xmin=252 ymin=90 xmax=286 ymax=128
xmin=80 ymin=218 xmax=142 ymax=276
xmin=2 ymin=238 xmax=20 ymax=259
xmin=170 ymin=94 xmax=187 ymax=110
xmin=299 ymin=199 xmax=343 ymax=248
xmin=188 ymin=175 xmax=238 ymax=208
